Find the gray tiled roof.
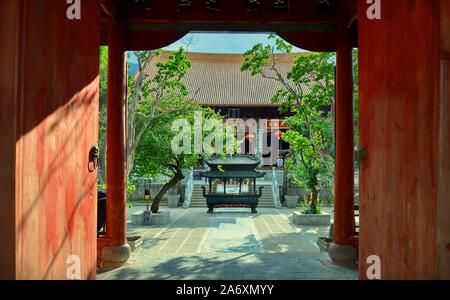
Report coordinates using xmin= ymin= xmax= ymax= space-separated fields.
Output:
xmin=144 ymin=51 xmax=309 ymax=107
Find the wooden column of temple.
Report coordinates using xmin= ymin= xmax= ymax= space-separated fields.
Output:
xmin=329 ymin=1 xmax=356 ymax=260
xmin=102 ymin=17 xmax=130 ymax=263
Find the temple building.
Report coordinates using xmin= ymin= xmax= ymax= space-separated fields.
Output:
xmin=145 ymin=51 xmax=306 ymax=166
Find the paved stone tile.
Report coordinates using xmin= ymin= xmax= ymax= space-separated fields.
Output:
xmin=99 ymin=207 xmax=357 ymax=280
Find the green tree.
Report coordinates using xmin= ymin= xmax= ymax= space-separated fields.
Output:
xmin=133 ymin=106 xmax=234 ymax=213
xmin=126 ymin=48 xmax=195 ymax=178
xmin=241 ymin=35 xmax=335 ymax=213
xmin=353 ymin=49 xmax=359 ymax=148
xmin=98 ymin=48 xmax=199 ymax=193
xmin=98 ymin=46 xmax=108 ymax=183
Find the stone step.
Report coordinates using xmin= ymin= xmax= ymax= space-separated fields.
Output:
xmin=189 ymin=202 xmax=275 ymax=206
xmin=190 ymin=198 xmax=275 ymax=202
xmin=192 ymin=191 xmax=272 ymax=195
xmin=191 ymin=196 xmax=273 ymax=198
xmin=189 ymin=203 xmax=275 ymax=206
xmin=191 ymin=191 xmax=273 ymax=192
xmin=191 ymin=196 xmax=274 ymax=199
xmin=193 ymin=189 xmax=274 ymax=191
xmin=188 ymin=205 xmax=276 ymax=208
xmin=190 ymin=197 xmax=274 ymax=201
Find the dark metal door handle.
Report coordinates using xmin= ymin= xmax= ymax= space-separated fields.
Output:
xmin=88 ymin=144 xmax=99 ymax=172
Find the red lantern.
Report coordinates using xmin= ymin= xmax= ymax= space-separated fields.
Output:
xmin=276 ymin=130 xmax=284 ymax=138
xmin=245 ymin=133 xmax=256 ymax=141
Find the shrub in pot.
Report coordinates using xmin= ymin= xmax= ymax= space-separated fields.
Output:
xmin=293 ymin=194 xmax=331 ymax=226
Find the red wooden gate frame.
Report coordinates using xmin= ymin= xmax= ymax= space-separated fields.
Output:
xmin=99 ymin=0 xmax=358 ymax=265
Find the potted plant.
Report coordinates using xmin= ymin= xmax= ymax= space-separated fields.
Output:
xmin=291 ymin=169 xmax=332 ymax=226
xmin=284 ymin=147 xmax=333 ymax=226
xmin=293 ymin=193 xmax=330 ymax=226
xmin=167 ymin=186 xmax=181 ymax=208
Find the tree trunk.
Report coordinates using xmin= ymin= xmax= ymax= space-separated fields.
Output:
xmin=311 ymin=189 xmax=320 ymax=213
xmin=126 ymin=143 xmax=136 ymax=178
xmin=99 ymin=133 xmax=107 ymax=184
xmin=283 ymin=164 xmax=288 ymax=200
xmin=150 ymin=170 xmax=185 ymax=213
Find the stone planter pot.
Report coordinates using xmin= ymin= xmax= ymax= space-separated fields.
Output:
xmin=293 ymin=211 xmax=331 ymax=226
xmin=167 ymin=194 xmax=181 ymax=208
xmin=150 ymin=211 xmax=171 ymax=225
xmin=285 ymin=195 xmax=299 ymax=208
xmin=131 ymin=211 xmax=170 ymax=225
xmin=131 ymin=210 xmax=151 ymax=225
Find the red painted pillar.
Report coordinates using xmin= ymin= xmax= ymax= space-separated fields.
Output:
xmin=103 ymin=19 xmax=130 ymax=262
xmin=329 ymin=12 xmax=356 ymax=262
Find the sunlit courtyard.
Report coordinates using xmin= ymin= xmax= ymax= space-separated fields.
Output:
xmin=97 ymin=207 xmax=357 ymax=280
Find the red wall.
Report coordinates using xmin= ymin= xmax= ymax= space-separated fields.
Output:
xmin=358 ymin=0 xmax=450 ymax=279
xmin=0 ymin=0 xmax=21 ymax=280
xmin=0 ymin=0 xmax=99 ymax=279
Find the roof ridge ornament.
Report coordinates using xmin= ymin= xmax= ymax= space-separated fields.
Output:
xmin=206 ymin=0 xmax=220 ymax=12
xmin=133 ymin=0 xmax=151 ymax=11
xmin=317 ymin=0 xmax=332 ymax=13
xmin=247 ymin=0 xmax=261 ymax=13
xmin=274 ymin=0 xmax=289 ymax=10
xmin=179 ymin=0 xmax=192 ymax=8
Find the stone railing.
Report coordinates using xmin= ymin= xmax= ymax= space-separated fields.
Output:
xmin=182 ymin=169 xmax=194 ymax=209
xmin=271 ymin=167 xmax=282 ymax=208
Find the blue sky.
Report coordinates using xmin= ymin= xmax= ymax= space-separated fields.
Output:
xmin=128 ymin=33 xmax=305 ymax=64
xmin=163 ymin=33 xmax=305 ymax=53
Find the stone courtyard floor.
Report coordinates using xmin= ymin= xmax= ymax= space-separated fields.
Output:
xmin=97 ymin=206 xmax=358 ymax=280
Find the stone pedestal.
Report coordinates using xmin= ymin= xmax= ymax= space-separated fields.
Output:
xmin=328 ymin=243 xmax=357 ymax=263
xmin=102 ymin=244 xmax=131 ymax=263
